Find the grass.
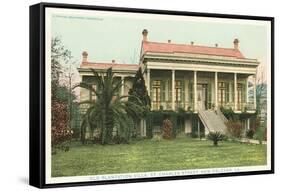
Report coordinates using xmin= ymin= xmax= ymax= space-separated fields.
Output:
xmin=52 ymin=138 xmax=267 ymax=177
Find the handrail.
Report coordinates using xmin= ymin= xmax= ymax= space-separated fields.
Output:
xmin=197 ymin=104 xmax=213 ymax=133
xmin=217 ymin=108 xmax=228 ymax=123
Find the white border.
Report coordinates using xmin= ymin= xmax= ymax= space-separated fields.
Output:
xmin=45 ymin=7 xmax=272 ymax=184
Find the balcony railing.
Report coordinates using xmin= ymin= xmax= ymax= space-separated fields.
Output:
xmin=218 ymin=102 xmax=255 ymax=111
xmin=151 ymin=101 xmax=255 ymax=112
xmin=151 ymin=101 xmax=194 ymax=111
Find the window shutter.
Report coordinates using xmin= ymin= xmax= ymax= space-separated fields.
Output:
xmin=189 ymin=81 xmax=193 ymax=102
xmin=231 ymin=82 xmax=234 ymax=103
xmin=242 ymin=83 xmax=246 ymax=103
xmin=181 ymin=80 xmax=185 ymax=103
xmin=168 ymin=80 xmax=171 ymax=101
xmin=226 ymin=82 xmax=230 ymax=102
xmin=160 ymin=80 xmax=165 ymax=102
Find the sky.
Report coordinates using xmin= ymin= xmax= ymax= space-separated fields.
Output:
xmin=51 ymin=9 xmax=270 ymax=81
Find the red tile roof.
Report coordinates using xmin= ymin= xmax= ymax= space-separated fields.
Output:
xmin=142 ymin=41 xmax=245 ymax=59
xmin=81 ymin=62 xmax=139 ymax=70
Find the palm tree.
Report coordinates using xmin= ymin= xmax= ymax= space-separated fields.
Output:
xmin=77 ymin=68 xmax=144 ymax=144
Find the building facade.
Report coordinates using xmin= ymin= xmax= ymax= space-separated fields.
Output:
xmin=78 ymin=29 xmax=259 ymax=137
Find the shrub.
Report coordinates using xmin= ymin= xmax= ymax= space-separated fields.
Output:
xmin=51 ymin=99 xmax=73 ymax=146
xmin=207 ymin=131 xmax=226 ymax=146
xmin=162 ymin=119 xmax=173 ymax=139
xmin=220 ymin=107 xmax=235 ymax=119
xmin=225 ymin=120 xmax=243 ymax=139
xmin=254 ymin=122 xmax=266 ymax=144
xmin=71 ymin=127 xmax=80 ymax=140
xmin=246 ymin=129 xmax=255 ymax=139
xmin=250 ymin=118 xmax=260 ymax=132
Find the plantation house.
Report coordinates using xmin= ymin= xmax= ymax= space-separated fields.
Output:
xmin=78 ymin=29 xmax=259 ymax=137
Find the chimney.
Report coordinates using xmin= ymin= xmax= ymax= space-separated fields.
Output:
xmin=82 ymin=51 xmax=88 ymax=62
xmin=142 ymin=29 xmax=148 ymax=41
xmin=190 ymin=41 xmax=194 ymax=45
xmin=233 ymin=38 xmax=239 ymax=50
xmin=168 ymin=39 xmax=171 ymax=43
xmin=215 ymin=43 xmax=218 ymax=47
xmin=112 ymin=59 xmax=115 ymax=64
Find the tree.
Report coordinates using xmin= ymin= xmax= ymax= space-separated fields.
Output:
xmin=51 ymin=36 xmax=72 ymax=94
xmin=128 ymin=67 xmax=151 ymax=110
xmin=51 ymin=36 xmax=74 ymax=147
xmin=51 ymin=99 xmax=72 ymax=146
xmin=255 ymin=64 xmax=267 ymax=117
xmin=77 ymin=68 xmax=144 ymax=144
xmin=128 ymin=68 xmax=151 ymax=137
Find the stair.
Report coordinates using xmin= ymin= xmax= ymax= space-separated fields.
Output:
xmin=197 ymin=107 xmax=228 ymax=134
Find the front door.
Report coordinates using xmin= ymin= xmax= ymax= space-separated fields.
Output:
xmin=197 ymin=84 xmax=206 ymax=109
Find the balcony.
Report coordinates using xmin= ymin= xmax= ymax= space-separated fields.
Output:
xmin=151 ymin=101 xmax=194 ymax=111
xmin=218 ymin=102 xmax=255 ymax=112
xmin=151 ymin=101 xmax=255 ymax=112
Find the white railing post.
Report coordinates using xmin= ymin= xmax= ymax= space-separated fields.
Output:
xmin=234 ymin=73 xmax=237 ymax=111
xmin=172 ymin=70 xmax=175 ymax=110
xmin=253 ymin=74 xmax=257 ymax=110
xmin=194 ymin=71 xmax=197 ymax=111
xmin=215 ymin=72 xmax=218 ymax=109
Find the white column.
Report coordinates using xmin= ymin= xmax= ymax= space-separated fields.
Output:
xmin=215 ymin=72 xmax=218 ymax=109
xmin=143 ymin=119 xmax=146 ymax=137
xmin=246 ymin=76 xmax=249 ymax=103
xmin=234 ymin=73 xmax=237 ymax=111
xmin=172 ymin=70 xmax=175 ymax=110
xmin=147 ymin=69 xmax=150 ymax=96
xmin=229 ymin=81 xmax=233 ymax=103
xmin=165 ymin=80 xmax=169 ymax=101
xmin=198 ymin=120 xmax=200 ymax=139
xmin=184 ymin=76 xmax=188 ymax=110
xmin=121 ymin=76 xmax=125 ymax=96
xmin=194 ymin=71 xmax=197 ymax=111
xmin=253 ymin=74 xmax=257 ymax=110
xmin=247 ymin=118 xmax=250 ymax=130
xmin=140 ymin=120 xmax=143 ymax=137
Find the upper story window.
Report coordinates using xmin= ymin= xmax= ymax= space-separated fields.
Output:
xmin=175 ymin=80 xmax=182 ymax=102
xmin=152 ymin=80 xmax=161 ymax=102
xmin=237 ymin=83 xmax=245 ymax=103
xmin=218 ymin=82 xmax=226 ymax=104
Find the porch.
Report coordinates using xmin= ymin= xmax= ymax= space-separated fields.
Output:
xmin=146 ymin=69 xmax=256 ymax=112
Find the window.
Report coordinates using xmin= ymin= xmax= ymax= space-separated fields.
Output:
xmin=152 ymin=80 xmax=161 ymax=106
xmin=175 ymin=80 xmax=182 ymax=102
xmin=237 ymin=83 xmax=243 ymax=104
xmin=218 ymin=82 xmax=226 ymax=105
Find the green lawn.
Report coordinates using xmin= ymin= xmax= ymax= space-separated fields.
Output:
xmin=52 ymin=138 xmax=267 ymax=177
